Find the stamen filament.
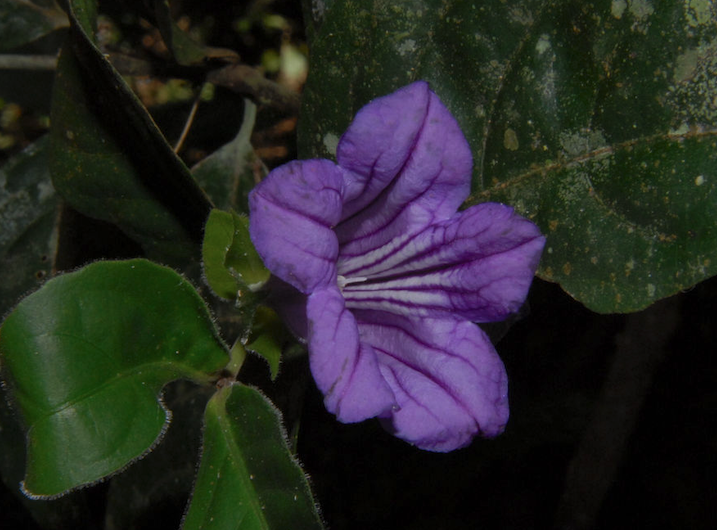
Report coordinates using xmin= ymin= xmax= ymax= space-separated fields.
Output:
xmin=337 ymin=275 xmax=368 ymax=291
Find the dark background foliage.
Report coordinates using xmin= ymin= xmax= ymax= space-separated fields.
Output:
xmin=1 ymin=1 xmax=716 ymax=529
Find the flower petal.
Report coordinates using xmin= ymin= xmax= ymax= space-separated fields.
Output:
xmin=306 ymin=286 xmax=396 ymax=422
xmin=338 ymin=203 xmax=545 ymax=322
xmin=354 ymin=310 xmax=508 ymax=451
xmin=248 ymin=160 xmax=344 ymax=294
xmin=336 ymin=81 xmax=430 ymax=216
xmin=336 ymin=81 xmax=472 ymax=256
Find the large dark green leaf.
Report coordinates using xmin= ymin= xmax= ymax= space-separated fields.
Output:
xmin=0 ymin=259 xmax=228 ymax=497
xmin=49 ymin=1 xmax=212 ymax=266
xmin=299 ymin=0 xmax=717 ymax=313
xmin=0 ymin=0 xmax=68 ymax=51
xmin=182 ymin=384 xmax=323 ymax=530
xmin=0 ymin=136 xmax=57 ymax=316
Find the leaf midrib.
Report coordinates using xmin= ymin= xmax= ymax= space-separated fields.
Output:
xmin=23 ymin=330 xmax=213 ymax=424
xmin=469 ymin=126 xmax=717 ymax=204
xmin=215 ymin=391 xmax=271 ymax=530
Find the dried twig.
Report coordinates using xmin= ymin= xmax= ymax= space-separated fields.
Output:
xmin=0 ymin=54 xmax=58 ymax=70
xmin=206 ymin=64 xmax=301 ymax=114
xmin=173 ymin=87 xmax=203 ymax=154
xmin=1 ymin=50 xmax=299 ymax=114
xmin=109 ymin=53 xmax=300 ymax=114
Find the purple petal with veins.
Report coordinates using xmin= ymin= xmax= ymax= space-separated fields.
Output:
xmin=249 ymin=159 xmax=343 ymax=294
xmin=357 ymin=311 xmax=509 ymax=451
xmin=336 ymin=81 xmax=472 ymax=257
xmin=339 ymin=202 xmax=545 ymax=322
xmin=249 ymin=81 xmax=545 ymax=451
xmin=307 ymin=286 xmax=396 ymax=422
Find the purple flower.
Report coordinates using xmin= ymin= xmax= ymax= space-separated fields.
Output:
xmin=249 ymin=81 xmax=545 ymax=451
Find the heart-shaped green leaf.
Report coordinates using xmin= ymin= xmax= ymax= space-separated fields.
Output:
xmin=0 ymin=259 xmax=228 ymax=497
xmin=299 ymin=0 xmax=717 ymax=313
xmin=182 ymin=384 xmax=323 ymax=530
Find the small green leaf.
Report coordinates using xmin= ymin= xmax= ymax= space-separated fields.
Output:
xmin=0 ymin=0 xmax=68 ymax=51
xmin=192 ymin=99 xmax=266 ymax=213
xmin=182 ymin=384 xmax=323 ymax=530
xmin=203 ymin=209 xmax=243 ymax=300
xmin=225 ymin=213 xmax=270 ymax=289
xmin=245 ymin=306 xmax=289 ymax=380
xmin=0 ymin=259 xmax=228 ymax=497
xmin=202 ymin=209 xmax=270 ymax=300
xmin=0 ymin=136 xmax=58 ymax=316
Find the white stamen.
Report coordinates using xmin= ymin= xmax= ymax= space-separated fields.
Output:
xmin=337 ymin=275 xmax=368 ymax=291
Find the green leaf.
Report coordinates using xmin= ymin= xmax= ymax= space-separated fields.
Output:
xmin=0 ymin=136 xmax=57 ymax=316
xmin=225 ymin=213 xmax=270 ymax=289
xmin=227 ymin=338 xmax=248 ymax=377
xmin=103 ymin=381 xmax=213 ymax=529
xmin=153 ymin=0 xmax=208 ymax=65
xmin=49 ymin=3 xmax=212 ymax=265
xmin=0 ymin=0 xmax=68 ymax=51
xmin=182 ymin=384 xmax=323 ymax=530
xmin=192 ymin=98 xmax=266 ymax=213
xmin=245 ymin=306 xmax=289 ymax=380
xmin=68 ymin=0 xmax=96 ymax=39
xmin=202 ymin=209 xmax=270 ymax=301
xmin=0 ymin=259 xmax=228 ymax=497
xmin=202 ymin=209 xmax=245 ymax=300
xmin=299 ymin=0 xmax=717 ymax=313
xmin=476 ymin=131 xmax=717 ymax=313
xmin=0 ymin=382 xmax=100 ymax=529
